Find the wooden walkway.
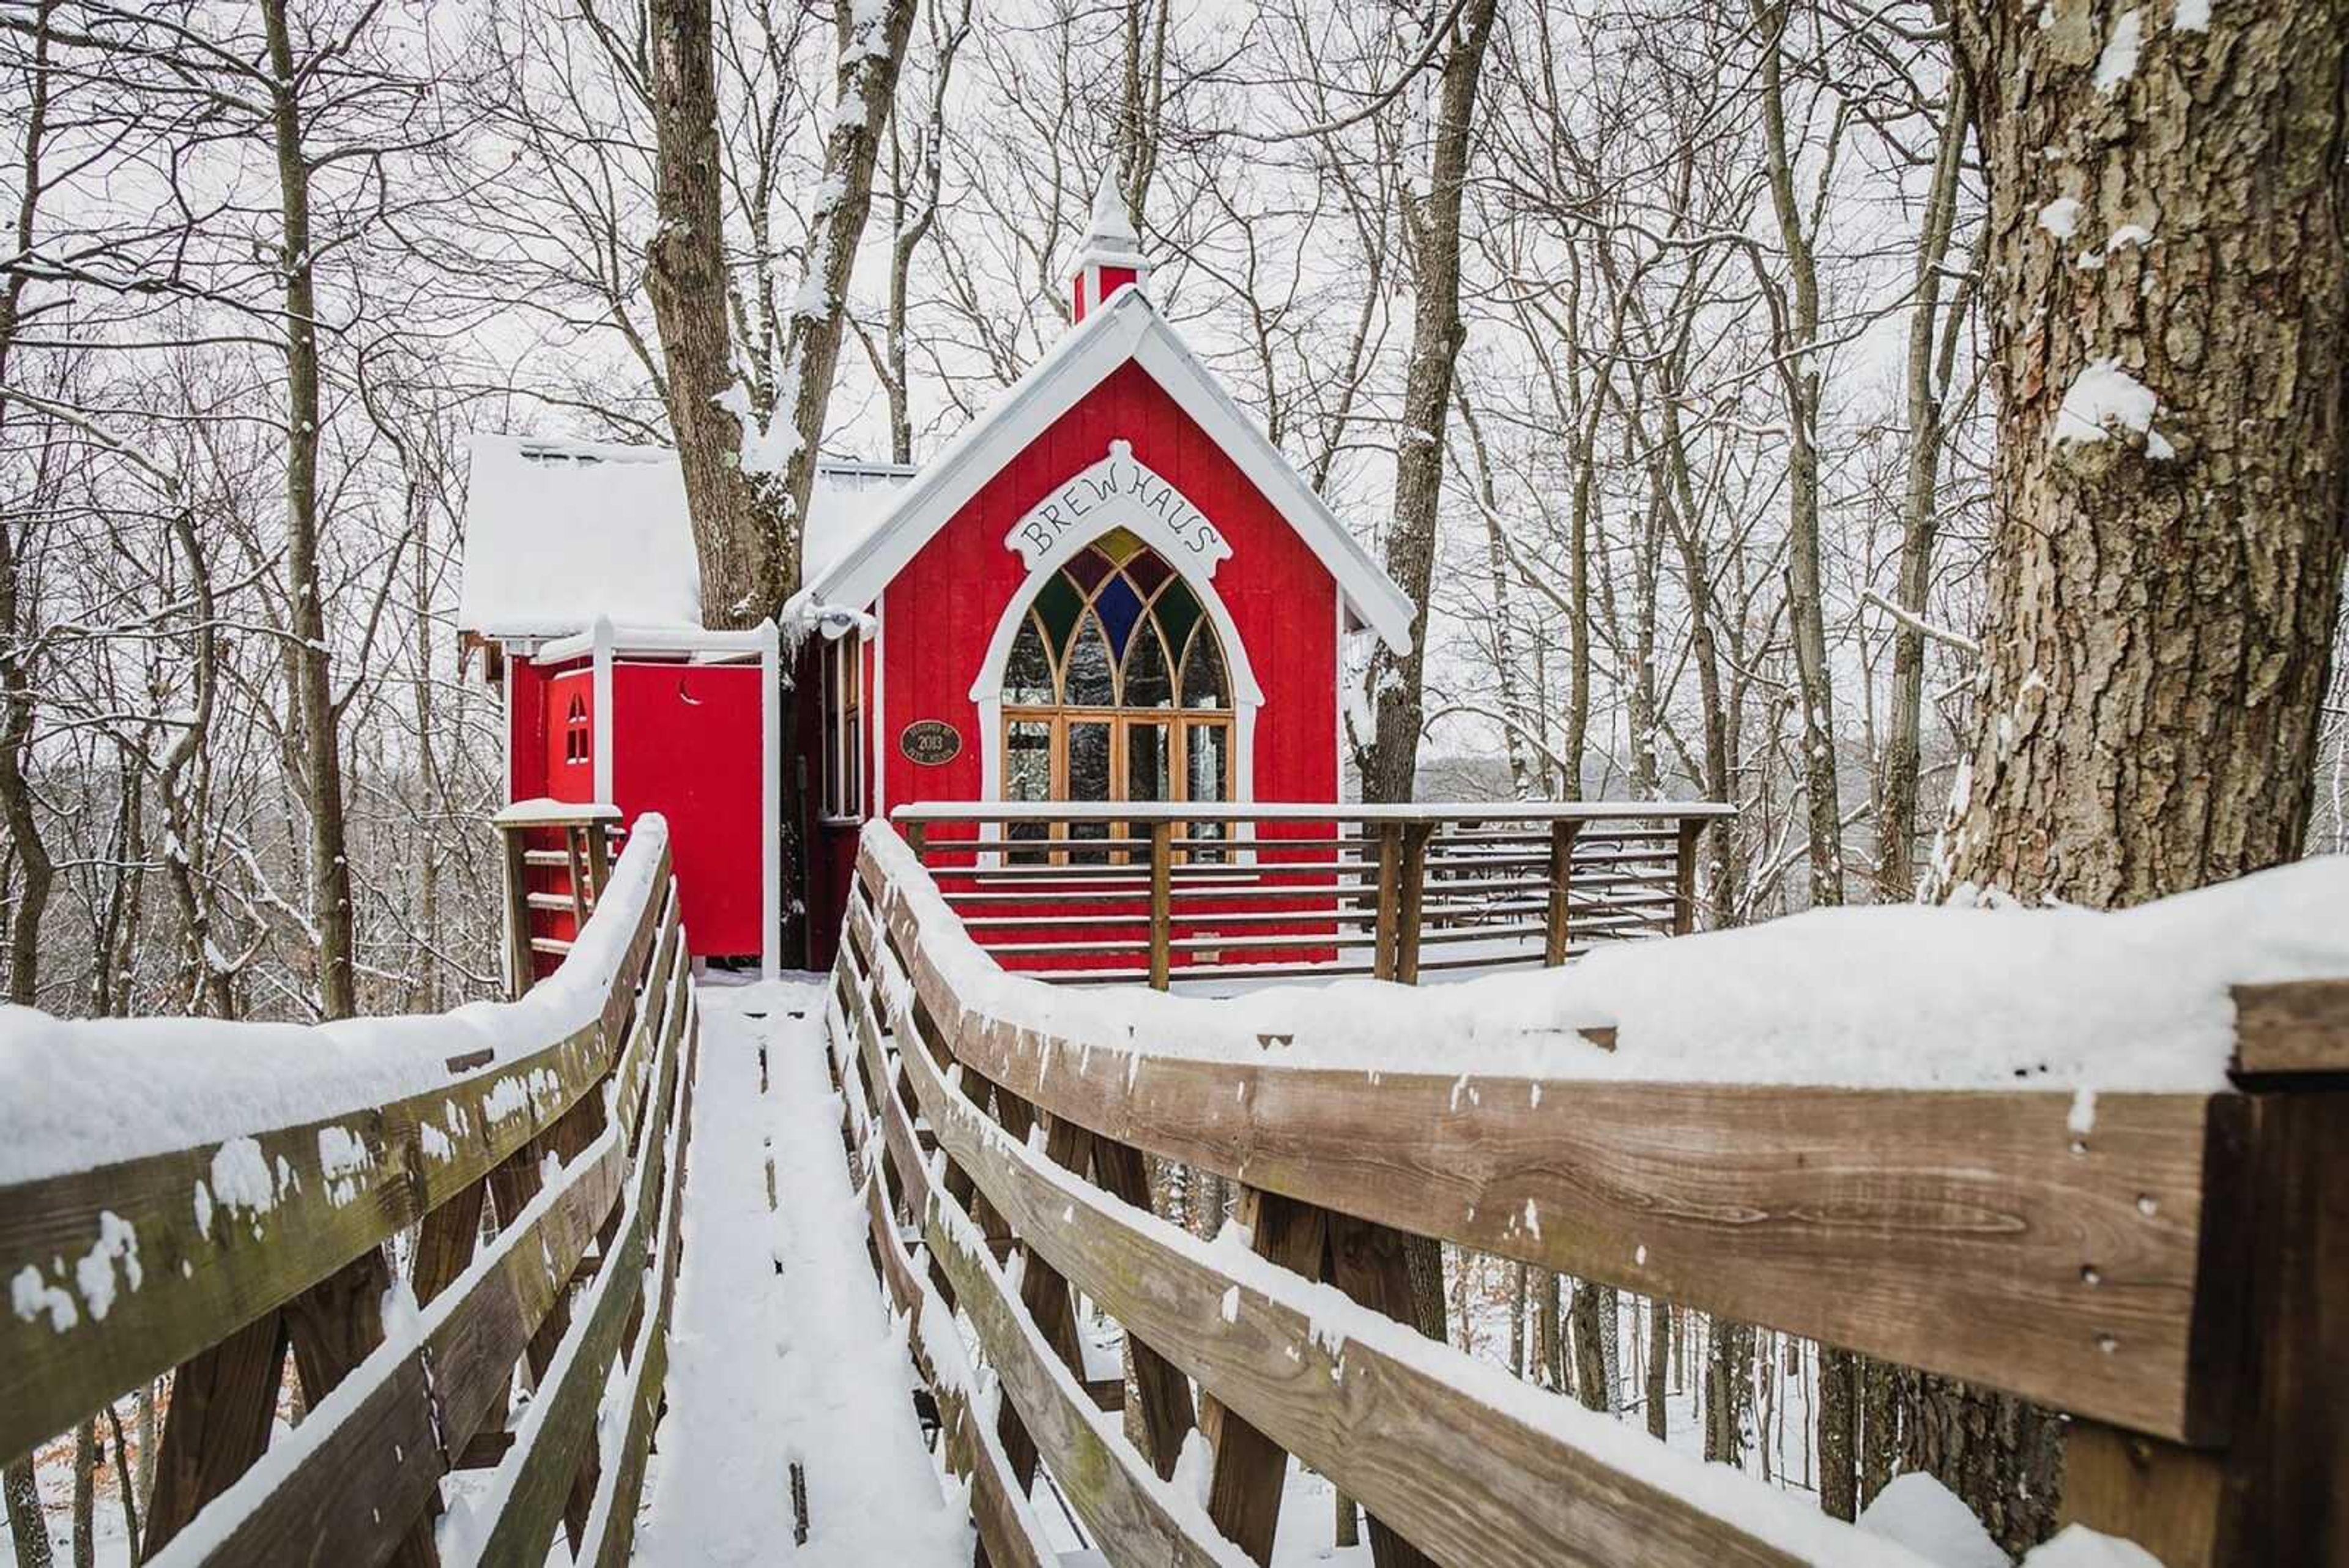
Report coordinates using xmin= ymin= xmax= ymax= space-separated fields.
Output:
xmin=2 ymin=808 xmax=2345 ymax=1566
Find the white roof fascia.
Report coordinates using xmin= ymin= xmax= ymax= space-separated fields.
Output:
xmin=531 ymin=623 xmax=770 ymax=664
xmin=1125 ymin=322 xmax=1415 ymax=653
xmin=799 ymin=288 xmax=1417 ymax=654
xmin=798 ymin=299 xmax=1152 ymax=617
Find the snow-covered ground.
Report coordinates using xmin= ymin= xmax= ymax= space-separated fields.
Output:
xmin=629 ymin=975 xmax=973 ymax=1567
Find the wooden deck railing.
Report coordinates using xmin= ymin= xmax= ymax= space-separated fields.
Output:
xmin=892 ymin=800 xmax=1734 ymax=988
xmin=832 ymin=822 xmax=2348 ymax=1568
xmin=0 ymin=817 xmax=697 ymax=1567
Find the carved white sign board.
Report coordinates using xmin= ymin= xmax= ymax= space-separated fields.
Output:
xmin=1003 ymin=440 xmax=1234 ymax=578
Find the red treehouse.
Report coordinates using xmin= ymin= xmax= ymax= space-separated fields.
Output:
xmin=461 ymin=175 xmax=1413 ymax=979
xmin=789 ymin=178 xmax=1414 ymax=970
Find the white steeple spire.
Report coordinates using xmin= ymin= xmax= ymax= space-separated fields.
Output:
xmin=1084 ymin=168 xmax=1139 ymax=251
xmin=1071 ymin=163 xmax=1151 ymax=323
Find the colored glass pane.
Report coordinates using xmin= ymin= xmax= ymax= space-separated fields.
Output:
xmin=1095 ymin=526 xmax=1145 ymax=563
xmin=1094 ymin=574 xmax=1145 ymax=660
xmin=1125 ymin=551 xmax=1171 ymax=596
xmin=1181 ymin=623 xmax=1229 ymax=708
xmin=1004 ymin=613 xmax=1054 ymax=705
xmin=1154 ymin=576 xmax=1201 ymax=667
xmin=1034 ymin=572 xmax=1083 ymax=654
xmin=1064 ymin=615 xmax=1115 ymax=705
xmin=1063 ymin=548 xmax=1113 ymax=592
xmin=1123 ymin=623 xmax=1173 ymax=707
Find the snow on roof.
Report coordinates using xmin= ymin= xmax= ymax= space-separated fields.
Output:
xmin=789 ymin=287 xmax=1419 ymax=652
xmin=459 ymin=434 xmax=913 ymax=640
xmin=459 ymin=436 xmax=701 ymax=639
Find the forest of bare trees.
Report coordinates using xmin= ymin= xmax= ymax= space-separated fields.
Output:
xmin=2 ymin=0 xmax=2343 ymax=1560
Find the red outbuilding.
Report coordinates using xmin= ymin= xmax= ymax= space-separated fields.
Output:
xmin=461 ymin=175 xmax=1414 ymax=975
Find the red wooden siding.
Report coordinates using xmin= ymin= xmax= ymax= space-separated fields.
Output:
xmin=876 ymin=359 xmax=1338 ymax=817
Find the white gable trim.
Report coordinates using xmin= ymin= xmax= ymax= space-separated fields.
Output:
xmin=795 ymin=289 xmax=1416 ymax=653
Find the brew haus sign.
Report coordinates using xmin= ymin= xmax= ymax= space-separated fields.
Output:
xmin=1003 ymin=440 xmax=1234 ymax=578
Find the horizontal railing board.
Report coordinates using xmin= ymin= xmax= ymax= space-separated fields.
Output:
xmin=861 ymin=839 xmax=2246 ymax=1444
xmin=888 ymin=968 xmax=1913 ymax=1568
xmin=475 ymin=967 xmax=686 ymax=1568
xmin=894 ymin=800 xmax=1737 ymax=824
xmin=151 ymin=989 xmax=672 ymax=1565
xmin=2 ymin=1013 xmax=611 ymax=1468
xmin=831 ymin=961 xmax=1059 ymax=1568
xmin=922 ymin=1169 xmax=1246 ymax=1568
xmin=2231 ymin=979 xmax=2349 ymax=1076
xmin=0 ymin=850 xmax=672 ymax=1470
xmin=574 ymin=987 xmax=699 ymax=1568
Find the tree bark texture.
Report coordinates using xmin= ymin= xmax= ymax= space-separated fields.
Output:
xmin=645 ymin=0 xmax=773 ymax=628
xmin=1935 ymin=0 xmax=2348 ymax=908
xmin=4 ymin=1458 xmax=49 ymax=1568
xmin=1360 ymin=0 xmax=1501 ymax=806
xmin=261 ymin=0 xmax=357 ymax=1020
xmin=1921 ymin=0 xmax=2349 ymax=1552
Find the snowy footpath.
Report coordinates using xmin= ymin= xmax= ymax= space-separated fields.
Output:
xmin=629 ymin=976 xmax=972 ymax=1567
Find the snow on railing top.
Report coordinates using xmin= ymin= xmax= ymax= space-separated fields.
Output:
xmin=863 ymin=822 xmax=2349 ymax=1095
xmin=0 ymin=813 xmax=671 ymax=1187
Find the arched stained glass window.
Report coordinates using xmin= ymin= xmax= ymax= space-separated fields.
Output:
xmin=999 ymin=529 xmax=1234 ymax=855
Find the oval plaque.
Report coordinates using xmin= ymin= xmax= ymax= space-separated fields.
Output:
xmin=899 ymin=719 xmax=963 ymax=766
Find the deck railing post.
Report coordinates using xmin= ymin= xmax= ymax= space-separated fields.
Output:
xmin=2057 ymin=1090 xmax=2348 ymax=1566
xmin=1542 ymin=821 xmax=1581 ymax=967
xmin=1149 ymin=820 xmax=1173 ymax=990
xmin=585 ymin=820 xmax=612 ymax=897
xmin=1672 ymin=816 xmax=1705 ymax=935
xmin=500 ymin=823 xmax=535 ymax=999
xmin=1371 ymin=823 xmax=1401 ymax=982
xmin=564 ymin=826 xmax=592 ymax=931
xmin=1395 ymin=822 xmax=1432 ymax=985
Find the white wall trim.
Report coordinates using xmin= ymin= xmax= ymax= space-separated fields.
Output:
xmin=759 ymin=620 xmax=781 ymax=981
xmin=590 ymin=616 xmax=614 ymax=805
xmin=500 ymin=657 xmax=518 ymax=800
xmin=869 ymin=600 xmax=887 ymax=819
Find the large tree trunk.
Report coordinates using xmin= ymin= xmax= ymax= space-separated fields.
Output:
xmin=765 ymin=0 xmax=918 ymax=584
xmin=645 ymin=0 xmax=773 ymax=628
xmin=1921 ymin=0 xmax=2349 ymax=1552
xmin=1934 ymin=0 xmax=2348 ymax=910
xmin=262 ymin=0 xmax=357 ymax=1021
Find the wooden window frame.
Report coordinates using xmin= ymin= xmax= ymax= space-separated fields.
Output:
xmin=822 ymin=633 xmax=863 ymax=825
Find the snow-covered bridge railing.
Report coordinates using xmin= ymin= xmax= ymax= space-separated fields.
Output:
xmin=832 ymin=823 xmax=2349 ymax=1567
xmin=0 ymin=816 xmax=698 ymax=1567
xmin=893 ymin=800 xmax=1734 ymax=988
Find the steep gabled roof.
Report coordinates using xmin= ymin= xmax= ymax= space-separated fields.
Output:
xmin=788 ymin=286 xmax=1416 ymax=653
